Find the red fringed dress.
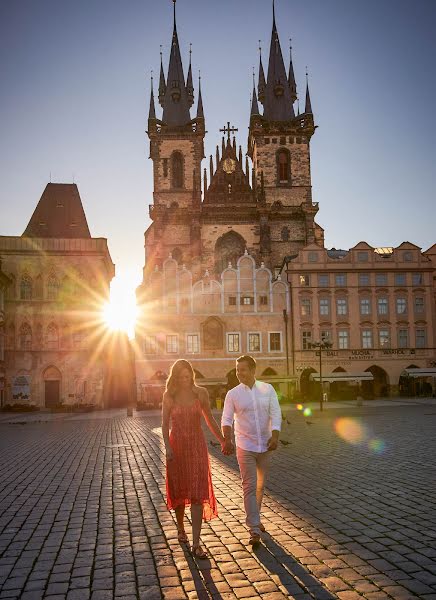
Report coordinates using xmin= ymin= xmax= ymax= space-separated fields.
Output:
xmin=166 ymin=397 xmax=218 ymax=521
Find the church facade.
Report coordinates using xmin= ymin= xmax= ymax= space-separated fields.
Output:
xmin=0 ymin=183 xmax=115 ymax=408
xmin=136 ymin=2 xmax=435 ymax=400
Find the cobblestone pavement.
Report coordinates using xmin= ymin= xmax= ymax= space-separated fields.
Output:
xmin=0 ymin=403 xmax=435 ymax=600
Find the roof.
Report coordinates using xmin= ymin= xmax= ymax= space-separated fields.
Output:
xmin=310 ymin=372 xmax=374 ymax=382
xmin=23 ymin=183 xmax=91 ymax=239
xmin=402 ymin=368 xmax=436 ymax=378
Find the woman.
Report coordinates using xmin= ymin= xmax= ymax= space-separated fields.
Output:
xmin=162 ymin=359 xmax=226 ymax=558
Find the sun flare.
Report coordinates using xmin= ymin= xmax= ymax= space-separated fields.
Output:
xmin=102 ymin=273 xmax=139 ymax=338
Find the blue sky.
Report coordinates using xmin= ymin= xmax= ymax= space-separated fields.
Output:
xmin=1 ymin=0 xmax=435 ymax=294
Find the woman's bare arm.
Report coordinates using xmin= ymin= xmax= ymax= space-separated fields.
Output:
xmin=161 ymin=391 xmax=173 ymax=460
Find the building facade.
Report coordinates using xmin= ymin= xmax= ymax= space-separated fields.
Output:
xmin=0 ymin=262 xmax=11 ymax=407
xmin=0 ymin=183 xmax=115 ymax=408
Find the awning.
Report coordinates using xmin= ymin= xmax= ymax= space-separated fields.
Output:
xmin=310 ymin=372 xmax=374 ymax=383
xmin=402 ymin=368 xmax=436 ymax=378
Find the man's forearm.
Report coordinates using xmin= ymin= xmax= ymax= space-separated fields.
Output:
xmin=271 ymin=429 xmax=280 ymax=441
xmin=222 ymin=425 xmax=232 ymax=440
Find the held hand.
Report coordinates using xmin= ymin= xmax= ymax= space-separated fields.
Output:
xmin=267 ymin=437 xmax=278 ymax=451
xmin=166 ymin=446 xmax=174 ymax=461
xmin=221 ymin=439 xmax=235 ymax=456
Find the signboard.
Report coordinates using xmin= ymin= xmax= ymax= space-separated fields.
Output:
xmin=12 ymin=375 xmax=31 ymax=402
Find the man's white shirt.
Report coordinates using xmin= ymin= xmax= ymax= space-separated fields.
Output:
xmin=221 ymin=380 xmax=282 ymax=452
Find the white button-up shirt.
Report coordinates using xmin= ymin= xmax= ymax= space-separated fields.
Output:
xmin=221 ymin=380 xmax=282 ymax=452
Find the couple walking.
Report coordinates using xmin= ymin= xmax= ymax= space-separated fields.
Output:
xmin=162 ymin=355 xmax=281 ymax=559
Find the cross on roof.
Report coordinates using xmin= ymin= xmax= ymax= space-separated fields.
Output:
xmin=219 ymin=122 xmax=238 ymax=141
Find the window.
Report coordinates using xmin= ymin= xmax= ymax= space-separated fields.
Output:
xmin=259 ymin=295 xmax=268 ymax=306
xmin=300 ymin=274 xmax=310 ymax=286
xmin=403 ymin=251 xmax=413 ymax=262
xmin=19 ymin=323 xmax=32 ymax=350
xmin=227 ymin=333 xmax=240 ymax=353
xmin=171 ymin=152 xmax=183 ymax=188
xmin=47 ymin=275 xmax=59 ymax=300
xmin=277 ymin=149 xmax=290 ymax=183
xmin=248 ymin=333 xmax=261 ymax=352
xmin=318 ymin=274 xmax=329 ymax=287
xmin=376 ymin=273 xmax=387 ymax=286
xmin=73 ymin=330 xmax=84 ymax=349
xmin=241 ymin=296 xmax=254 ymax=306
xmin=308 ymin=252 xmax=318 ymax=263
xmin=321 ymin=330 xmax=332 ymax=343
xmin=335 ymin=273 xmax=347 ymax=287
xmin=357 ymin=251 xmax=369 ymax=262
xmin=396 ymin=297 xmax=407 ymax=315
xmin=377 ymin=298 xmax=388 ymax=315
xmin=338 ymin=330 xmax=349 ymax=349
xmin=395 ymin=273 xmax=406 ymax=286
xmin=360 ymin=298 xmax=371 ymax=315
xmin=301 ymin=298 xmax=311 ymax=317
xmin=379 ymin=329 xmax=390 ymax=348
xmin=361 ymin=330 xmax=373 ymax=349
xmin=336 ymin=298 xmax=347 ymax=316
xmin=319 ymin=298 xmax=330 ymax=316
xmin=416 ymin=329 xmax=426 ymax=348
xmin=414 ymin=297 xmax=424 ymax=314
xmin=302 ymin=331 xmax=312 ymax=350
xmin=398 ymin=329 xmax=409 ymax=348
xmin=281 ymin=227 xmax=290 ymax=241
xmin=269 ymin=332 xmax=282 ymax=352
xmin=359 ymin=273 xmax=370 ymax=286
xmin=46 ymin=324 xmax=58 ymax=350
xmin=186 ymin=334 xmax=200 ymax=354
xmin=412 ymin=273 xmax=423 ymax=286
xmin=228 ymin=296 xmax=237 ymax=306
xmin=144 ymin=336 xmax=158 ymax=354
xmin=166 ymin=335 xmax=178 ymax=353
xmin=163 ymin=158 xmax=168 ymax=177
xmin=20 ymin=275 xmax=33 ymax=300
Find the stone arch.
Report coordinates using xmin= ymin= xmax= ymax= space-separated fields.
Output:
xmin=46 ymin=323 xmax=59 ymax=350
xmin=215 ymin=231 xmax=246 ymax=274
xmin=19 ymin=322 xmax=32 ymax=350
xmin=363 ymin=365 xmax=389 ymax=398
xmin=43 ymin=365 xmax=62 ymax=408
xmin=226 ymin=369 xmax=239 ymax=391
xmin=261 ymin=368 xmax=277 ymax=376
xmin=171 ymin=247 xmax=182 ymax=264
xmin=47 ymin=274 xmax=60 ymax=300
xmin=20 ymin=274 xmax=33 ymax=300
xmin=201 ymin=317 xmax=224 ymax=351
xmin=300 ymin=367 xmax=316 ymax=400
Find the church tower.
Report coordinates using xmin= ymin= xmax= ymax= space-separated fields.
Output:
xmin=145 ymin=0 xmax=205 ymax=272
xmin=248 ymin=1 xmax=324 ymax=260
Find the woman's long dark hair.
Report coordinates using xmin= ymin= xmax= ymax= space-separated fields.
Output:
xmin=165 ymin=359 xmax=197 ymax=399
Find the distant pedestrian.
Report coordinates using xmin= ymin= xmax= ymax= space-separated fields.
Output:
xmin=221 ymin=355 xmax=281 ymax=546
xmin=162 ymin=359 xmax=229 ymax=559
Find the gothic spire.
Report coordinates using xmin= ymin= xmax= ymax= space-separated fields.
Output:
xmin=162 ymin=0 xmax=191 ymax=126
xmin=263 ymin=1 xmax=295 ymax=121
xmin=186 ymin=43 xmax=194 ymax=107
xmin=288 ymin=39 xmax=297 ymax=103
xmin=251 ymin=71 xmax=260 ymax=115
xmin=196 ymin=73 xmax=204 ymax=119
xmin=258 ymin=41 xmax=266 ymax=104
xmin=305 ymin=70 xmax=313 ymax=114
xmin=158 ymin=46 xmax=166 ymax=107
xmin=148 ymin=74 xmax=156 ymax=120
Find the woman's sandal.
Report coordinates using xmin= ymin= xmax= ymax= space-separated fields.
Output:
xmin=191 ymin=545 xmax=208 ymax=559
xmin=177 ymin=529 xmax=189 ymax=544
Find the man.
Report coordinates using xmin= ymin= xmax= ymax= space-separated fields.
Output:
xmin=221 ymin=355 xmax=281 ymax=546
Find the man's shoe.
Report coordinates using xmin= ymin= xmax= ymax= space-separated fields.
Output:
xmin=249 ymin=532 xmax=261 ymax=546
xmin=259 ymin=523 xmax=266 ymax=533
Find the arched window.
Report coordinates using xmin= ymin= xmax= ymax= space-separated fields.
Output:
xmin=35 ymin=323 xmax=43 ymax=348
xmin=281 ymin=227 xmax=290 ymax=241
xmin=7 ymin=323 xmax=15 ymax=350
xmin=46 ymin=323 xmax=59 ymax=350
xmin=47 ymin=275 xmax=60 ymax=300
xmin=214 ymin=231 xmax=246 ymax=273
xmin=171 ymin=152 xmax=184 ymax=189
xmin=20 ymin=275 xmax=33 ymax=300
xmin=19 ymin=323 xmax=32 ymax=350
xmin=277 ymin=149 xmax=290 ymax=183
xmin=171 ymin=248 xmax=182 ymax=264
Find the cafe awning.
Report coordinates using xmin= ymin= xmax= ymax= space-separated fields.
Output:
xmin=310 ymin=372 xmax=374 ymax=383
xmin=402 ymin=368 xmax=436 ymax=378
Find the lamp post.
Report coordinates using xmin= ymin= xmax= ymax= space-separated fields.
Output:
xmin=308 ymin=340 xmax=333 ymax=411
xmin=282 ymin=309 xmax=290 ymax=401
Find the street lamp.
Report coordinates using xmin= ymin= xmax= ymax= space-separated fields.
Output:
xmin=308 ymin=340 xmax=333 ymax=411
xmin=282 ymin=309 xmax=290 ymax=401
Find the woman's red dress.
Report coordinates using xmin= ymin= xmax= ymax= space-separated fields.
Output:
xmin=166 ymin=397 xmax=218 ymax=521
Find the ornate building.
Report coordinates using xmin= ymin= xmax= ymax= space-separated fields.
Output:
xmin=0 ymin=183 xmax=115 ymax=408
xmin=0 ymin=262 xmax=11 ymax=407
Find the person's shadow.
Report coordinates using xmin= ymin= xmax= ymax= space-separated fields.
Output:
xmin=253 ymin=536 xmax=337 ymax=599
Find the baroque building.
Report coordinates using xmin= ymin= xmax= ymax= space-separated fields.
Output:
xmin=0 ymin=183 xmax=115 ymax=408
xmin=136 ymin=2 xmax=436 ymax=400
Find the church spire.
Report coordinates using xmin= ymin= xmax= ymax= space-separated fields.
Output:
xmin=196 ymin=72 xmax=204 ymax=119
xmin=288 ymin=39 xmax=297 ymax=103
xmin=158 ymin=46 xmax=166 ymax=107
xmin=251 ymin=71 xmax=259 ymax=116
xmin=304 ymin=69 xmax=313 ymax=114
xmin=162 ymin=0 xmax=191 ymax=126
xmin=148 ymin=74 xmax=156 ymax=121
xmin=263 ymin=0 xmax=294 ymax=121
xmin=186 ymin=43 xmax=194 ymax=107
xmin=258 ymin=41 xmax=266 ymax=104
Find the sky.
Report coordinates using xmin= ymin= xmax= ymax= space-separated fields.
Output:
xmin=1 ymin=0 xmax=435 ymax=307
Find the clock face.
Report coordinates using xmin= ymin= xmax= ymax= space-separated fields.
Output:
xmin=223 ymin=158 xmax=236 ymax=174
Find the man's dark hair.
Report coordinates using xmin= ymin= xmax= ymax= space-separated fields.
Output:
xmin=236 ymin=355 xmax=257 ymax=371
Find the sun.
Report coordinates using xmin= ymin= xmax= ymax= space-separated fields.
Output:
xmin=102 ymin=273 xmax=139 ymax=339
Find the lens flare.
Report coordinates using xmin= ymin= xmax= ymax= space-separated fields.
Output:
xmin=297 ymin=404 xmax=303 ymax=411
xmin=335 ymin=417 xmax=366 ymax=445
xmin=303 ymin=407 xmax=312 ymax=417
xmin=368 ymin=438 xmax=386 ymax=454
